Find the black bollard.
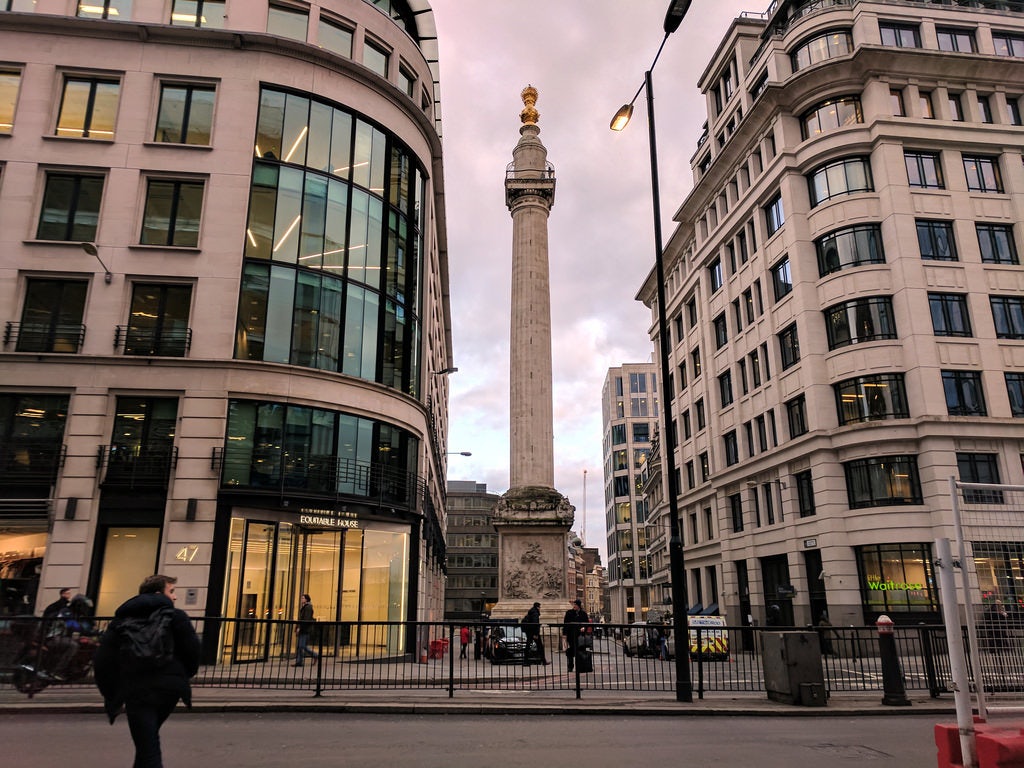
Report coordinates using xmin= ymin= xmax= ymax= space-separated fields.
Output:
xmin=877 ymin=615 xmax=911 ymax=706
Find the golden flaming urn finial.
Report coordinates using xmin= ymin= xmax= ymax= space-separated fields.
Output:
xmin=520 ymin=85 xmax=539 ymax=125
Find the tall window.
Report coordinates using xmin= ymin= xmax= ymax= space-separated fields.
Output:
xmin=699 ymin=451 xmax=710 ymax=482
xmin=786 ymin=395 xmax=808 ymax=438
xmin=790 ymin=29 xmax=853 ymax=71
xmin=844 ymin=455 xmax=922 ymax=508
xmin=713 ymin=313 xmax=728 ymax=348
xmin=778 ymin=323 xmax=800 ymax=370
xmin=801 ymin=96 xmax=862 ymax=138
xmin=709 ymin=258 xmax=723 ymax=292
xmin=823 ymin=296 xmax=896 ymax=349
xmin=0 ymin=394 xmax=69 ymax=492
xmin=730 ymin=493 xmax=743 ymax=532
xmin=36 ymin=173 xmax=104 ymax=242
xmin=795 ymin=471 xmax=815 ymax=517
xmin=963 ymin=155 xmax=1003 ymax=193
xmin=15 ymin=279 xmax=88 ymax=353
xmin=942 ymin=370 xmax=986 ymax=415
xmin=879 ymin=22 xmax=921 ymax=48
xmin=318 ymin=17 xmax=354 ymax=58
xmin=122 ymin=283 xmax=192 ymax=357
xmin=719 ymin=370 xmax=734 ymax=408
xmin=1005 ymin=372 xmax=1024 ymax=417
xmin=816 ymin=224 xmax=885 ymax=276
xmin=977 ymin=224 xmax=1018 ymax=264
xmin=140 ymin=179 xmax=204 ymax=247
xmin=267 ymin=3 xmax=308 ymax=41
xmin=929 ymin=293 xmax=972 ymax=337
xmin=170 ymin=0 xmax=225 ymax=28
xmin=765 ymin=192 xmax=785 ymax=235
xmin=154 ymin=84 xmax=214 ymax=145
xmin=936 ymin=27 xmax=976 ymax=52
xmin=56 ymin=77 xmax=119 ymax=139
xmin=807 ymin=156 xmax=872 ymax=206
xmin=919 ymin=91 xmax=934 ymax=119
xmin=994 ymin=32 xmax=1024 ymax=57
xmin=891 ymin=88 xmax=905 ymax=117
xmin=917 ymin=220 xmax=957 ymax=261
xmin=0 ymin=70 xmax=20 ymax=134
xmin=834 ymin=373 xmax=909 ymax=425
xmin=1007 ymin=98 xmax=1023 ymax=126
xmin=977 ymin=95 xmax=993 ymax=124
xmin=691 ymin=347 xmax=702 ymax=378
xmin=770 ymin=256 xmax=792 ymax=300
xmin=724 ymin=430 xmax=739 ymax=466
xmin=948 ymin=93 xmax=964 ymax=121
xmin=77 ymin=1 xmax=131 ymax=19
xmin=696 ymin=399 xmax=706 ymax=430
xmin=905 ymin=151 xmax=944 ymax=189
xmin=991 ymin=296 xmax=1024 ymax=339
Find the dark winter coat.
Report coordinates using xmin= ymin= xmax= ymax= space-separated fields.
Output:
xmin=93 ymin=592 xmax=201 ymax=722
xmin=522 ymin=606 xmax=541 ymax=638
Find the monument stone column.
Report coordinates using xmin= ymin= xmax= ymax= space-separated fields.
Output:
xmin=490 ymin=87 xmax=574 ymax=626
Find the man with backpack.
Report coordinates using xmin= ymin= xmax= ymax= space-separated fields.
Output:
xmin=94 ymin=574 xmax=200 ymax=768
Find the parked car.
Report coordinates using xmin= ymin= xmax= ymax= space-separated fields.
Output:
xmin=485 ymin=624 xmax=529 ymax=664
xmin=622 ymin=616 xmax=729 ymax=661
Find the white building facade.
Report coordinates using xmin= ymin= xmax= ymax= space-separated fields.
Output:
xmin=638 ymin=0 xmax=1024 ymax=633
xmin=0 ymin=1 xmax=453 ymax=657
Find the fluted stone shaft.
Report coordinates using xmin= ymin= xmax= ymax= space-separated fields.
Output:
xmin=506 ymin=122 xmax=555 ymax=490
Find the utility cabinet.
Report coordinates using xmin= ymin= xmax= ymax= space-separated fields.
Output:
xmin=762 ymin=631 xmax=826 ymax=706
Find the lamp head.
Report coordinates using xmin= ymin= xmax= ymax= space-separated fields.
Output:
xmin=610 ymin=104 xmax=634 ymax=131
xmin=664 ymin=0 xmax=693 ymax=34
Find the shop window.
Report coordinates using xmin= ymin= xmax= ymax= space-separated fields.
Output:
xmin=977 ymin=224 xmax=1018 ymax=264
xmin=823 ymin=296 xmax=897 ymax=349
xmin=36 ymin=172 xmax=104 ymax=242
xmin=844 ymin=455 xmax=922 ymax=508
xmin=77 ymin=0 xmax=131 ymax=19
xmin=56 ymin=76 xmax=120 ymax=139
xmin=991 ymin=296 xmax=1024 ymax=340
xmin=0 ymin=70 xmax=20 ymax=134
xmin=140 ymin=179 xmax=204 ymax=247
xmin=834 ymin=373 xmax=909 ymax=425
xmin=170 ymin=0 xmax=225 ymax=28
xmin=942 ymin=370 xmax=987 ymax=416
xmin=807 ymin=156 xmax=872 ymax=206
xmin=856 ymin=543 xmax=938 ymax=617
xmin=154 ymin=83 xmax=215 ymax=145
xmin=816 ymin=224 xmax=885 ymax=276
xmin=917 ymin=220 xmax=957 ymax=261
xmin=929 ymin=293 xmax=972 ymax=337
xmin=14 ymin=278 xmax=87 ymax=353
xmin=905 ymin=151 xmax=944 ymax=189
xmin=267 ymin=3 xmax=308 ymax=42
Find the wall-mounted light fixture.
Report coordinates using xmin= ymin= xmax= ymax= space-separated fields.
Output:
xmin=80 ymin=242 xmax=113 ymax=284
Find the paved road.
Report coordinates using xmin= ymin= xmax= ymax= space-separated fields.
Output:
xmin=2 ymin=711 xmax=942 ymax=767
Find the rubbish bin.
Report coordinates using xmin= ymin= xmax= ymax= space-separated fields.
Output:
xmin=761 ymin=631 xmax=826 ymax=706
xmin=428 ymin=638 xmax=449 ymax=659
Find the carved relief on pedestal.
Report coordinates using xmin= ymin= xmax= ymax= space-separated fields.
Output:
xmin=500 ymin=536 xmax=564 ymax=600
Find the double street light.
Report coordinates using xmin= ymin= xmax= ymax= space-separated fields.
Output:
xmin=610 ymin=0 xmax=693 ymax=703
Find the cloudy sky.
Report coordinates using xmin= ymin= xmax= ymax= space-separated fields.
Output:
xmin=429 ymin=0 xmax=759 ymax=559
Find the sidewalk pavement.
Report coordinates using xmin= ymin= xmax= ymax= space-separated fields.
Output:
xmin=0 ymin=684 xmax=957 ymax=717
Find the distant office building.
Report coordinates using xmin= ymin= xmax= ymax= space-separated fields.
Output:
xmin=0 ymin=1 xmax=453 ymax=652
xmin=444 ymin=481 xmax=499 ymax=621
xmin=637 ymin=0 xmax=1024 ymax=630
xmin=601 ymin=363 xmax=658 ymax=623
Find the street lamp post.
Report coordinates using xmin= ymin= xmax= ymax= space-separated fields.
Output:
xmin=610 ymin=0 xmax=693 ymax=703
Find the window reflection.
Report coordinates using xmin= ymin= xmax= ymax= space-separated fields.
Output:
xmin=0 ymin=71 xmax=21 ymax=134
xmin=56 ymin=78 xmax=120 ymax=139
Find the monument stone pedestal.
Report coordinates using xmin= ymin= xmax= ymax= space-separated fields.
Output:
xmin=489 ymin=485 xmax=574 ymax=626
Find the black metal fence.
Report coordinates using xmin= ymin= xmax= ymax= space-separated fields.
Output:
xmin=1 ymin=616 xmax=964 ymax=700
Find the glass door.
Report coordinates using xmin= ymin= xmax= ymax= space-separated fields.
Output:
xmin=233 ymin=521 xmax=276 ymax=662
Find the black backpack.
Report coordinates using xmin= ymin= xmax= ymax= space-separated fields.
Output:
xmin=108 ymin=606 xmax=176 ymax=672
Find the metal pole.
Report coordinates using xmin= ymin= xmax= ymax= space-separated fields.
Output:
xmin=644 ymin=67 xmax=692 ymax=703
xmin=936 ymin=536 xmax=977 ymax=768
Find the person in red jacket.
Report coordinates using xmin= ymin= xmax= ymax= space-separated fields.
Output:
xmin=459 ymin=625 xmax=471 ymax=658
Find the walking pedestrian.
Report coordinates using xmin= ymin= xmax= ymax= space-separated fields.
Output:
xmin=459 ymin=625 xmax=471 ymax=659
xmin=521 ymin=602 xmax=549 ymax=665
xmin=42 ymin=587 xmax=73 ymax=618
xmin=94 ymin=574 xmax=200 ymax=768
xmin=293 ymin=593 xmax=319 ymax=666
xmin=561 ymin=599 xmax=590 ymax=673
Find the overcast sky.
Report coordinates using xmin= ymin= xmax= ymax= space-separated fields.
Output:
xmin=430 ymin=0 xmax=759 ymax=560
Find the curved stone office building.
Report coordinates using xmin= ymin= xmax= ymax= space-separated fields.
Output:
xmin=0 ymin=0 xmax=453 ymax=656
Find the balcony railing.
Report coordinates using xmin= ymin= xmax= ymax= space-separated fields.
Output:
xmin=0 ymin=440 xmax=66 ymax=485
xmin=97 ymin=444 xmax=178 ymax=489
xmin=4 ymin=322 xmax=85 ymax=353
xmin=213 ymin=447 xmax=426 ymax=510
xmin=114 ymin=325 xmax=192 ymax=357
